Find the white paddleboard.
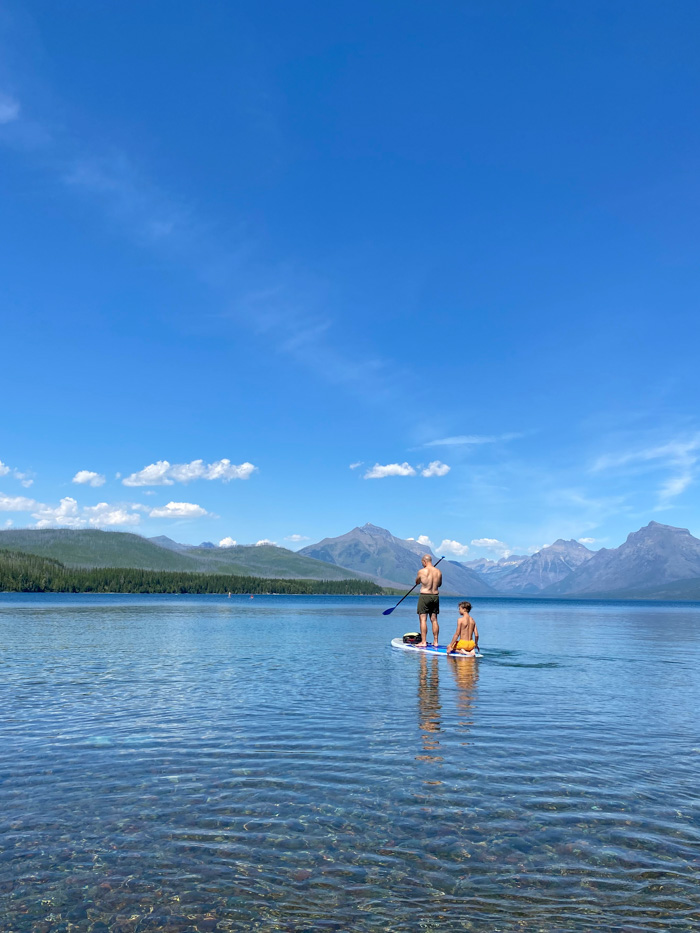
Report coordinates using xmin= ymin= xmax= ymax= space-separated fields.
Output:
xmin=391 ymin=637 xmax=482 ymax=658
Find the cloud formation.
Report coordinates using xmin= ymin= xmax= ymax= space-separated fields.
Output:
xmin=438 ymin=538 xmax=470 ymax=558
xmin=362 ymin=459 xmax=451 ymax=479
xmin=0 ymin=460 xmax=34 ymax=487
xmin=406 ymin=534 xmax=434 ymax=549
xmin=284 ymin=534 xmax=309 ymax=542
xmin=421 ymin=461 xmax=450 ymax=478
xmin=364 ymin=462 xmax=416 ymax=479
xmin=72 ymin=470 xmax=106 ymax=487
xmin=219 ymin=536 xmax=237 ymax=548
xmin=471 ymin=537 xmax=511 ymax=557
xmin=424 ymin=433 xmax=521 ymax=447
xmin=255 ymin=539 xmax=278 ymax=547
xmin=123 ymin=459 xmax=257 ymax=487
xmin=148 ymin=501 xmax=210 ymax=519
xmin=32 ymin=497 xmax=142 ymax=529
xmin=0 ymin=493 xmax=39 ymax=511
xmin=593 ymin=434 xmax=700 ymax=507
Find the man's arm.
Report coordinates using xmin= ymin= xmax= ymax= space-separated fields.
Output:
xmin=415 ymin=568 xmax=425 ymax=585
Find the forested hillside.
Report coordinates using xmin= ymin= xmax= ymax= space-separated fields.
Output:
xmin=0 ymin=550 xmax=385 ymax=595
xmin=0 ymin=529 xmax=366 ymax=581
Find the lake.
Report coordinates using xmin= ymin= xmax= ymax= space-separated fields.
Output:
xmin=1 ymin=594 xmax=699 ymax=932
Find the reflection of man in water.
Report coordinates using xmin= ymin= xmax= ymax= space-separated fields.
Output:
xmin=416 ymin=554 xmax=442 ymax=647
xmin=416 ymin=653 xmax=442 ymax=761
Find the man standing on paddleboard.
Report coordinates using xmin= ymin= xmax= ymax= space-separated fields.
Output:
xmin=416 ymin=554 xmax=442 ymax=647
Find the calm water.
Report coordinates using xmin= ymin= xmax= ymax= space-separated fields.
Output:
xmin=1 ymin=594 xmax=699 ymax=932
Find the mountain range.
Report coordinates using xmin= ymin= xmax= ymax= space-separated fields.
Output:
xmin=0 ymin=529 xmax=367 ymax=582
xmin=303 ymin=521 xmax=700 ymax=599
xmin=544 ymin=522 xmax=700 ymax=596
xmin=480 ymin=538 xmax=594 ymax=593
xmin=1 ymin=520 xmax=700 ymax=599
xmin=298 ymin=523 xmax=495 ymax=594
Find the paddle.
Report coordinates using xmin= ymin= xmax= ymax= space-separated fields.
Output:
xmin=382 ymin=556 xmax=445 ymax=615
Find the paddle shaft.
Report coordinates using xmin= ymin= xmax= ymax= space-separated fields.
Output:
xmin=383 ymin=556 xmax=445 ymax=615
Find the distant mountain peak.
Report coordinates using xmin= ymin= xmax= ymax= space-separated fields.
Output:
xmin=299 ymin=524 xmax=493 ymax=594
xmin=547 ymin=538 xmax=593 ymax=552
xmin=360 ymin=523 xmax=393 ymax=538
xmin=148 ymin=535 xmax=190 ymax=552
xmin=547 ymin=521 xmax=700 ymax=596
xmin=634 ymin=521 xmax=691 ymax=536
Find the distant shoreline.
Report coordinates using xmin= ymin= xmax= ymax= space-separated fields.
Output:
xmin=2 ymin=591 xmax=699 ymax=605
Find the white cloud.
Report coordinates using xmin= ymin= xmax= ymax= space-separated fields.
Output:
xmin=1 ymin=492 xmax=142 ymax=528
xmin=72 ymin=470 xmax=106 ymax=487
xmin=0 ymin=494 xmax=38 ymax=511
xmin=148 ymin=501 xmax=210 ymax=519
xmin=219 ymin=536 xmax=237 ymax=548
xmin=363 ymin=460 xmax=451 ymax=479
xmin=470 ymin=537 xmax=511 ymax=558
xmin=406 ymin=534 xmax=434 ymax=548
xmin=438 ymin=538 xmax=471 ymax=558
xmin=424 ymin=433 xmax=521 ymax=447
xmin=32 ymin=497 xmax=141 ymax=529
xmin=364 ymin=462 xmax=417 ymax=479
xmin=255 ymin=539 xmax=278 ymax=547
xmin=32 ymin=498 xmax=82 ymax=528
xmin=86 ymin=506 xmax=141 ymax=527
xmin=123 ymin=461 xmax=176 ymax=486
xmin=349 ymin=461 xmax=363 ymax=470
xmin=0 ymin=460 xmax=35 ymax=486
xmin=578 ymin=537 xmax=597 ymax=545
xmin=658 ymin=473 xmax=693 ymax=501
xmin=123 ymin=458 xmax=257 ymax=486
xmin=284 ymin=534 xmax=309 ymax=542
xmin=3 ymin=519 xmax=13 ymax=528
xmin=421 ymin=460 xmax=450 ymax=478
xmin=0 ymin=94 xmax=20 ymax=125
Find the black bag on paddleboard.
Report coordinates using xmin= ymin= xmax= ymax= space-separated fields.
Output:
xmin=403 ymin=632 xmax=421 ymax=645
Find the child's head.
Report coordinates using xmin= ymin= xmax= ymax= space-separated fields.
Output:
xmin=458 ymin=601 xmax=472 ymax=614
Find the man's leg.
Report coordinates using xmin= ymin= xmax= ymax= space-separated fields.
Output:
xmin=418 ymin=613 xmax=428 ymax=646
xmin=430 ymin=612 xmax=439 ymax=647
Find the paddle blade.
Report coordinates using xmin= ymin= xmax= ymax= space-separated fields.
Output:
xmin=382 ymin=607 xmax=395 ymax=615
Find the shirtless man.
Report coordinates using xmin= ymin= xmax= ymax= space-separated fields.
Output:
xmin=416 ymin=554 xmax=442 ymax=647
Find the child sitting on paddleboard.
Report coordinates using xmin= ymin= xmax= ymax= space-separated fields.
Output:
xmin=447 ymin=601 xmax=479 ymax=655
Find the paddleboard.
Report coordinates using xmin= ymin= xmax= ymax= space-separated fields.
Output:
xmin=391 ymin=637 xmax=482 ymax=658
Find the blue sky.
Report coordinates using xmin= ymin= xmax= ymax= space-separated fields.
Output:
xmin=1 ymin=0 xmax=700 ymax=559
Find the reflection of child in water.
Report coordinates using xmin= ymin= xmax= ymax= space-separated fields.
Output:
xmin=447 ymin=601 xmax=479 ymax=655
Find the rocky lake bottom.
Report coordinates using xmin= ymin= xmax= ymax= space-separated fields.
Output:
xmin=1 ymin=593 xmax=699 ymax=932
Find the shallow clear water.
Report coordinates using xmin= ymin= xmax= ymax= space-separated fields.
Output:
xmin=1 ymin=594 xmax=699 ymax=932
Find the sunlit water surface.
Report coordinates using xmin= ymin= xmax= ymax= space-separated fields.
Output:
xmin=1 ymin=594 xmax=699 ymax=932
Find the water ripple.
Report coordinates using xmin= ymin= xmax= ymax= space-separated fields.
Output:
xmin=1 ymin=594 xmax=699 ymax=931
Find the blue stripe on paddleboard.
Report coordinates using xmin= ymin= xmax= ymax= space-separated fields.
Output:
xmin=391 ymin=637 xmax=481 ymax=657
